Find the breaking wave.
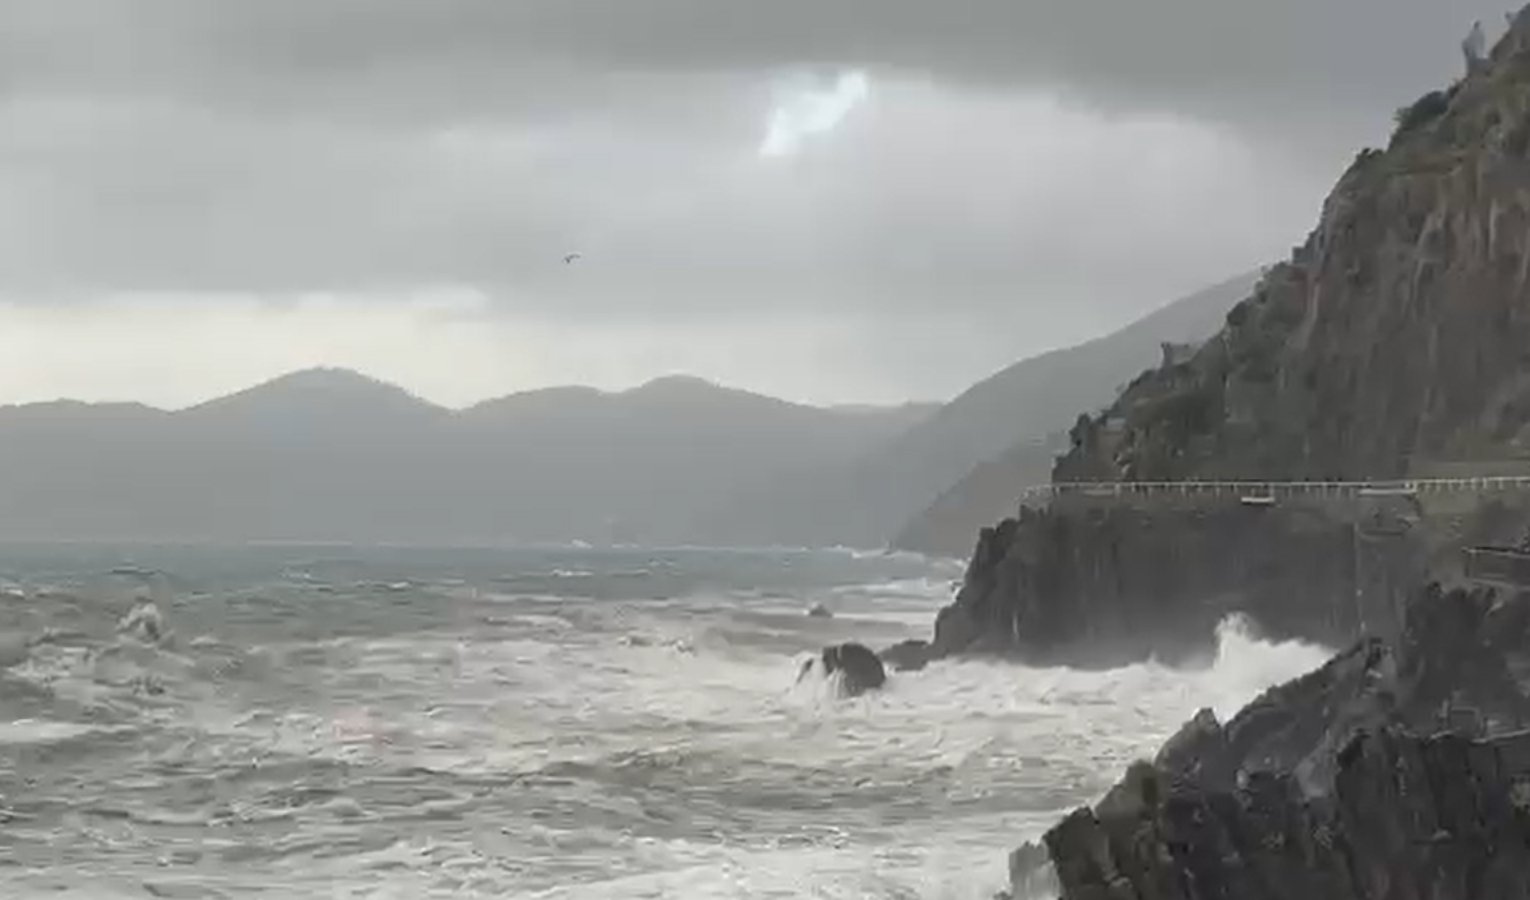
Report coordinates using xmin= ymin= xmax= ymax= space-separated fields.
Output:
xmin=0 ymin=545 xmax=1332 ymax=898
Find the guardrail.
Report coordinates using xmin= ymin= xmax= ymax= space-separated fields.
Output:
xmin=1019 ymin=476 xmax=1530 ymax=505
xmin=1463 ymin=546 xmax=1530 ymax=587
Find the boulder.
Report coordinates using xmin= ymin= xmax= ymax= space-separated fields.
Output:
xmin=880 ymin=639 xmax=933 ymax=672
xmin=1154 ymin=707 xmax=1229 ymax=787
xmin=1001 ymin=840 xmax=1057 ymax=900
xmin=807 ymin=603 xmax=833 ymax=619
xmin=0 ymin=638 xmax=29 ymax=670
xmin=819 ymin=642 xmax=887 ymax=696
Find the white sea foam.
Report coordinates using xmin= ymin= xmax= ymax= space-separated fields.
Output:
xmin=0 ymin=547 xmax=1337 ymax=899
xmin=0 ymin=719 xmax=131 ymax=746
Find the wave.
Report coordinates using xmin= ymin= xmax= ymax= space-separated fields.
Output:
xmin=822 ymin=544 xmax=960 ymax=566
xmin=0 ymin=719 xmax=135 ymax=747
xmin=896 ymin=615 xmax=1334 ymax=750
xmin=828 ymin=576 xmax=956 ymax=601
xmin=0 ymin=545 xmax=1339 ymax=899
xmin=1189 ymin=615 xmax=1335 ymax=717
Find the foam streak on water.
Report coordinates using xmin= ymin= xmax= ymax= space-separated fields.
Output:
xmin=0 ymin=544 xmax=1331 ymax=898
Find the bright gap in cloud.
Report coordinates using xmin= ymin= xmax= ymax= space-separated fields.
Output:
xmin=760 ymin=70 xmax=870 ymax=157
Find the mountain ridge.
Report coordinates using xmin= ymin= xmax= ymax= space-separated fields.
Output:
xmin=0 ymin=271 xmax=1258 ymax=549
xmin=7 ymin=368 xmax=930 ymax=419
xmin=0 ymin=367 xmax=933 ymax=545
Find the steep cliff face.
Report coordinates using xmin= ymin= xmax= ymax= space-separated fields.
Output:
xmin=1060 ymin=14 xmax=1530 ymax=484
xmin=933 ymin=501 xmax=1371 ymax=667
xmin=933 ymin=13 xmax=1530 ymax=667
xmin=977 ymin=17 xmax=1530 ymax=900
xmin=928 ymin=485 xmax=1448 ymax=667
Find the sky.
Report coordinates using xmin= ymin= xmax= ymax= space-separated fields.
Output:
xmin=0 ymin=0 xmax=1511 ymax=409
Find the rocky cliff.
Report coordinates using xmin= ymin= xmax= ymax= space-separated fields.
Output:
xmin=931 ymin=500 xmax=1395 ymax=668
xmin=969 ymin=16 xmax=1530 ymax=900
xmin=1063 ymin=14 xmax=1530 ymax=483
xmin=1026 ymin=581 xmax=1530 ymax=900
xmin=927 ymin=11 xmax=1530 ymax=667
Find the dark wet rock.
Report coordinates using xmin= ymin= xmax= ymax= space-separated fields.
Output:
xmin=818 ymin=642 xmax=886 ymax=696
xmin=1000 ymin=840 xmax=1057 ymax=900
xmin=807 ymin=603 xmax=833 ymax=619
xmin=1155 ymin=583 xmax=1530 ymax=796
xmin=1048 ymin=726 xmax=1530 ymax=900
xmin=929 ymin=501 xmax=1389 ymax=668
xmin=1154 ymin=707 xmax=1230 ymax=787
xmin=0 ymin=638 xmax=30 ymax=670
xmin=879 ymin=639 xmax=933 ymax=672
xmin=1040 ymin=581 xmax=1530 ymax=899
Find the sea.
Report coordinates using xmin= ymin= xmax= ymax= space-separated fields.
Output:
xmin=0 ymin=542 xmax=1334 ymax=899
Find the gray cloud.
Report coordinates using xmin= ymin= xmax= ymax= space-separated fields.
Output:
xmin=0 ymin=0 xmax=1511 ymax=403
xmin=0 ymin=82 xmax=1320 ymax=319
xmin=1 ymin=0 xmax=1503 ymax=129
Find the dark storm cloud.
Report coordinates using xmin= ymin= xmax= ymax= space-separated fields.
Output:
xmin=1 ymin=0 xmax=1502 ymax=128
xmin=0 ymin=0 xmax=1508 ymax=319
xmin=0 ymin=81 xmax=1318 ymax=321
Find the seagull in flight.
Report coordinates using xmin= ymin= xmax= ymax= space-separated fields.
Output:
xmin=563 ymin=252 xmax=582 ymax=265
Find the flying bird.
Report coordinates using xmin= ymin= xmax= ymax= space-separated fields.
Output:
xmin=563 ymin=252 xmax=582 ymax=265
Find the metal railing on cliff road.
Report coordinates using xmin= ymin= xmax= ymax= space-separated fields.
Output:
xmin=1019 ymin=476 xmax=1530 ymax=505
xmin=1008 ymin=476 xmax=1530 ymax=637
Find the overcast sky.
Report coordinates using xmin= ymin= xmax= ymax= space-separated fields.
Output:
xmin=0 ymin=0 xmax=1509 ymax=408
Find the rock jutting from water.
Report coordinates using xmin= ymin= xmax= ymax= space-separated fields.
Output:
xmin=1012 ymin=581 xmax=1530 ymax=900
xmin=878 ymin=638 xmax=933 ymax=672
xmin=929 ymin=500 xmax=1399 ymax=669
xmin=814 ymin=642 xmax=887 ymax=697
xmin=1042 ymin=726 xmax=1530 ymax=900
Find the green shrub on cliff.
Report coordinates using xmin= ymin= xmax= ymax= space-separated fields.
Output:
xmin=1390 ymin=89 xmax=1453 ymax=144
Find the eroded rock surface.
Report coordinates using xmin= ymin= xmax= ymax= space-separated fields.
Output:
xmin=1036 ymin=582 xmax=1530 ymax=900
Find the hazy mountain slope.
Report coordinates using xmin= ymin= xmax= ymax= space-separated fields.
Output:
xmin=877 ymin=270 xmax=1263 ymax=490
xmin=700 ymin=271 xmax=1259 ymax=549
xmin=0 ymin=370 xmax=932 ymax=544
xmin=889 ymin=436 xmax=1065 ymax=557
xmin=440 ymin=375 xmax=936 ymax=544
xmin=181 ymin=367 xmax=447 ymax=429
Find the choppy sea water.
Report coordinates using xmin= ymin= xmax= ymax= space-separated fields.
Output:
xmin=0 ymin=543 xmax=1333 ymax=898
